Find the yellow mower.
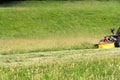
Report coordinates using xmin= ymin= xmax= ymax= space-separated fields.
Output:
xmin=95 ymin=27 xmax=120 ymax=48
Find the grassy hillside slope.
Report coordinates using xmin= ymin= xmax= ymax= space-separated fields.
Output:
xmin=0 ymin=1 xmax=120 ymax=53
xmin=1 ymin=2 xmax=120 ymax=80
xmin=0 ymin=1 xmax=120 ymax=39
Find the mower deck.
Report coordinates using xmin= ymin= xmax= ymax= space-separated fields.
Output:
xmin=98 ymin=42 xmax=115 ymax=48
xmin=96 ymin=27 xmax=120 ymax=48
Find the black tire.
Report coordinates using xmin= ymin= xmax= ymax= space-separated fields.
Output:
xmin=115 ymin=39 xmax=120 ymax=47
xmin=94 ymin=44 xmax=98 ymax=48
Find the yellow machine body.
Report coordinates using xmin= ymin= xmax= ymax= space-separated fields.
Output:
xmin=98 ymin=43 xmax=115 ymax=48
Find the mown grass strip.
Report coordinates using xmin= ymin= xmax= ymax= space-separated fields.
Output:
xmin=0 ymin=48 xmax=120 ymax=80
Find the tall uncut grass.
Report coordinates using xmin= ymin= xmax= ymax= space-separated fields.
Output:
xmin=0 ymin=38 xmax=95 ymax=55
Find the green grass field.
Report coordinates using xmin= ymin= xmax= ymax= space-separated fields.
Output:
xmin=0 ymin=1 xmax=120 ymax=80
xmin=0 ymin=49 xmax=120 ymax=80
xmin=0 ymin=1 xmax=120 ymax=53
xmin=0 ymin=1 xmax=120 ymax=39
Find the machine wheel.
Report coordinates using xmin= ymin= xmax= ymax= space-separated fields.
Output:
xmin=115 ymin=39 xmax=120 ymax=47
xmin=94 ymin=44 xmax=98 ymax=48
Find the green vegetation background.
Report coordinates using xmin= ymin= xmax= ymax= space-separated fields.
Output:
xmin=0 ymin=1 xmax=120 ymax=39
xmin=0 ymin=1 xmax=120 ymax=80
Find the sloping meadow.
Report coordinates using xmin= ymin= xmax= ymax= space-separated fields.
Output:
xmin=0 ymin=1 xmax=120 ymax=39
xmin=0 ymin=1 xmax=120 ymax=53
xmin=0 ymin=1 xmax=120 ymax=80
